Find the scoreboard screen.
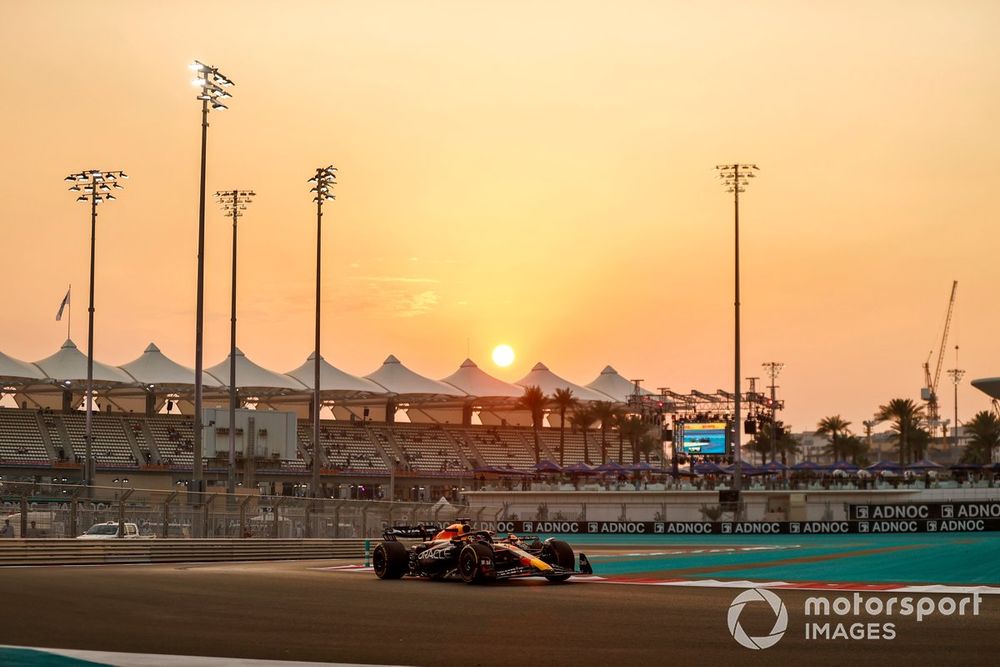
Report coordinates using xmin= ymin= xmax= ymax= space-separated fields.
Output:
xmin=680 ymin=422 xmax=729 ymax=455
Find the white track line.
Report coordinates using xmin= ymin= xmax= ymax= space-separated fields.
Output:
xmin=315 ymin=565 xmax=1000 ymax=595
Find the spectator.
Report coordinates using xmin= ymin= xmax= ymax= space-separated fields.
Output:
xmin=1 ymin=520 xmax=12 ymax=538
xmin=26 ymin=520 xmax=39 ymax=538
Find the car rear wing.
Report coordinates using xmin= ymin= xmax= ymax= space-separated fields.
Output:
xmin=382 ymin=524 xmax=440 ymax=541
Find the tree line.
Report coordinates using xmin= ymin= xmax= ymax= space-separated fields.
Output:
xmin=516 ymin=386 xmax=1000 ymax=467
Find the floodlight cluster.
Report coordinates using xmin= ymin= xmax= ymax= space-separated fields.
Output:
xmin=190 ymin=60 xmax=234 ymax=111
xmin=64 ymin=170 xmax=128 ymax=204
xmin=715 ymin=163 xmax=758 ymax=193
xmin=308 ymin=166 xmax=337 ymax=203
xmin=214 ymin=190 xmax=256 ymax=217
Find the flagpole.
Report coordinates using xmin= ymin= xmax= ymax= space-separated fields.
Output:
xmin=67 ymin=284 xmax=72 ymax=340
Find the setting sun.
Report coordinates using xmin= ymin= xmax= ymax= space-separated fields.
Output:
xmin=491 ymin=344 xmax=515 ymax=368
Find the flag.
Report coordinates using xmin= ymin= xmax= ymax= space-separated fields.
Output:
xmin=56 ymin=288 xmax=71 ymax=321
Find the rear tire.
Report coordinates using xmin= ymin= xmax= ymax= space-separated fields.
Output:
xmin=458 ymin=542 xmax=496 ymax=584
xmin=542 ymin=539 xmax=574 ymax=582
xmin=373 ymin=541 xmax=408 ymax=579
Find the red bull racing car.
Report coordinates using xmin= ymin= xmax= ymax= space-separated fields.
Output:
xmin=372 ymin=521 xmax=592 ymax=584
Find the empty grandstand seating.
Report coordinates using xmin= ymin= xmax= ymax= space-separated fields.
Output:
xmin=60 ymin=413 xmax=138 ymax=468
xmin=449 ymin=425 xmax=536 ymax=469
xmin=0 ymin=408 xmax=51 ymax=466
xmin=537 ymin=429 xmax=594 ymax=464
xmin=0 ymin=407 xmax=668 ymax=477
xmin=376 ymin=423 xmax=469 ymax=474
xmin=298 ymin=421 xmax=387 ymax=473
xmin=145 ymin=415 xmax=195 ymax=468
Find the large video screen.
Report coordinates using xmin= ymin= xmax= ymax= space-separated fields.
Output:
xmin=680 ymin=422 xmax=729 ymax=455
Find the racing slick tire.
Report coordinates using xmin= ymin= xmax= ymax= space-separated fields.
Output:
xmin=373 ymin=540 xmax=408 ymax=580
xmin=542 ymin=539 xmax=575 ymax=582
xmin=458 ymin=542 xmax=496 ymax=584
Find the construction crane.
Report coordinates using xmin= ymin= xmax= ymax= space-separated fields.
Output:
xmin=922 ymin=280 xmax=958 ymax=438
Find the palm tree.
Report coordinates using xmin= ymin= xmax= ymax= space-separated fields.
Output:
xmin=516 ymin=385 xmax=547 ymax=463
xmin=591 ymin=401 xmax=617 ymax=464
xmin=961 ymin=411 xmax=1000 ymax=464
xmin=638 ymin=433 xmax=659 ymax=464
xmin=610 ymin=408 xmax=631 ymax=463
xmin=775 ymin=427 xmax=801 ymax=466
xmin=618 ymin=415 xmax=646 ymax=464
xmin=839 ymin=434 xmax=870 ymax=466
xmin=549 ymin=387 xmax=579 ymax=467
xmin=569 ymin=405 xmax=596 ymax=465
xmin=816 ymin=415 xmax=851 ymax=461
xmin=876 ymin=399 xmax=925 ymax=466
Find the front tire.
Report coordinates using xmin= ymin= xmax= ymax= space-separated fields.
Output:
xmin=373 ymin=541 xmax=408 ymax=579
xmin=542 ymin=539 xmax=574 ymax=582
xmin=458 ymin=542 xmax=496 ymax=584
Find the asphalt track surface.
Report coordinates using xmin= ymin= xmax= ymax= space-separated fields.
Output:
xmin=1 ymin=558 xmax=998 ymax=667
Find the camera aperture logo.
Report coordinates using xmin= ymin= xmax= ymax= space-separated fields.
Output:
xmin=727 ymin=588 xmax=788 ymax=650
xmin=727 ymin=588 xmax=984 ymax=649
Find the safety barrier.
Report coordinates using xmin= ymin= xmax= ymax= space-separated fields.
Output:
xmin=0 ymin=538 xmax=367 ymax=567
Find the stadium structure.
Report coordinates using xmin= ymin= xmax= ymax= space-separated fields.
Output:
xmin=0 ymin=340 xmax=779 ymax=501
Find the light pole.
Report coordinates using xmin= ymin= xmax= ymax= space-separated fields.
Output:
xmin=762 ymin=361 xmax=784 ymax=463
xmin=947 ymin=366 xmax=965 ymax=454
xmin=64 ymin=169 xmax=128 ymax=488
xmin=308 ymin=166 xmax=337 ymax=498
xmin=214 ymin=190 xmax=255 ymax=495
xmin=190 ymin=60 xmax=234 ymax=495
xmin=715 ymin=163 xmax=759 ymax=492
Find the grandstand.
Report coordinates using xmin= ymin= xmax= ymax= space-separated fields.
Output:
xmin=374 ymin=423 xmax=468 ymax=474
xmin=0 ymin=407 xmax=642 ymax=478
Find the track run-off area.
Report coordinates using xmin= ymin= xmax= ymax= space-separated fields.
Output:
xmin=1 ymin=532 xmax=998 ymax=666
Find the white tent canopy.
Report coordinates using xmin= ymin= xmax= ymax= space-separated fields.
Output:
xmin=365 ymin=355 xmax=466 ymax=398
xmin=586 ymin=365 xmax=653 ymax=403
xmin=206 ymin=348 xmax=307 ymax=393
xmin=972 ymin=377 xmax=1000 ymax=400
xmin=285 ymin=353 xmax=385 ymax=397
xmin=440 ymin=359 xmax=523 ymax=399
xmin=515 ymin=362 xmax=610 ymax=402
xmin=119 ymin=342 xmax=222 ymax=389
xmin=0 ymin=350 xmax=47 ymax=383
xmin=32 ymin=339 xmax=134 ymax=387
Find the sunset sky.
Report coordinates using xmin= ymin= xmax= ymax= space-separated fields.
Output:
xmin=1 ymin=1 xmax=998 ymax=433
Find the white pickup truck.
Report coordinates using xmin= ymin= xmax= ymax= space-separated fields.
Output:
xmin=77 ymin=521 xmax=144 ymax=539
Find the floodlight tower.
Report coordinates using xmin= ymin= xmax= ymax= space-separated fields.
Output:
xmin=214 ymin=189 xmax=255 ymax=495
xmin=762 ymin=361 xmax=784 ymax=463
xmin=947 ymin=362 xmax=965 ymax=453
xmin=715 ymin=163 xmax=759 ymax=492
xmin=64 ymin=169 xmax=128 ymax=487
xmin=190 ymin=60 xmax=234 ymax=493
xmin=309 ymin=165 xmax=337 ymax=499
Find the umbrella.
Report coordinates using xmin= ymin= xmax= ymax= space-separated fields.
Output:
xmin=906 ymin=459 xmax=944 ymax=471
xmin=563 ymin=462 xmax=598 ymax=475
xmin=473 ymin=465 xmax=531 ymax=476
xmin=533 ymin=459 xmax=562 ymax=473
xmin=791 ymin=461 xmax=822 ymax=471
xmin=825 ymin=460 xmax=860 ymax=474
xmin=761 ymin=461 xmax=788 ymax=473
xmin=723 ymin=463 xmax=762 ymax=475
xmin=982 ymin=462 xmax=1000 ymax=473
xmin=949 ymin=463 xmax=981 ymax=471
xmin=693 ymin=461 xmax=729 ymax=475
xmin=866 ymin=460 xmax=903 ymax=473
xmin=595 ymin=461 xmax=627 ymax=474
xmin=630 ymin=461 xmax=665 ymax=473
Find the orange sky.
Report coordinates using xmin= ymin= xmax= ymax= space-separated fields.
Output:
xmin=1 ymin=1 xmax=998 ymax=432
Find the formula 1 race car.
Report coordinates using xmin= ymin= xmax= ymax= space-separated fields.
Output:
xmin=372 ymin=521 xmax=593 ymax=584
